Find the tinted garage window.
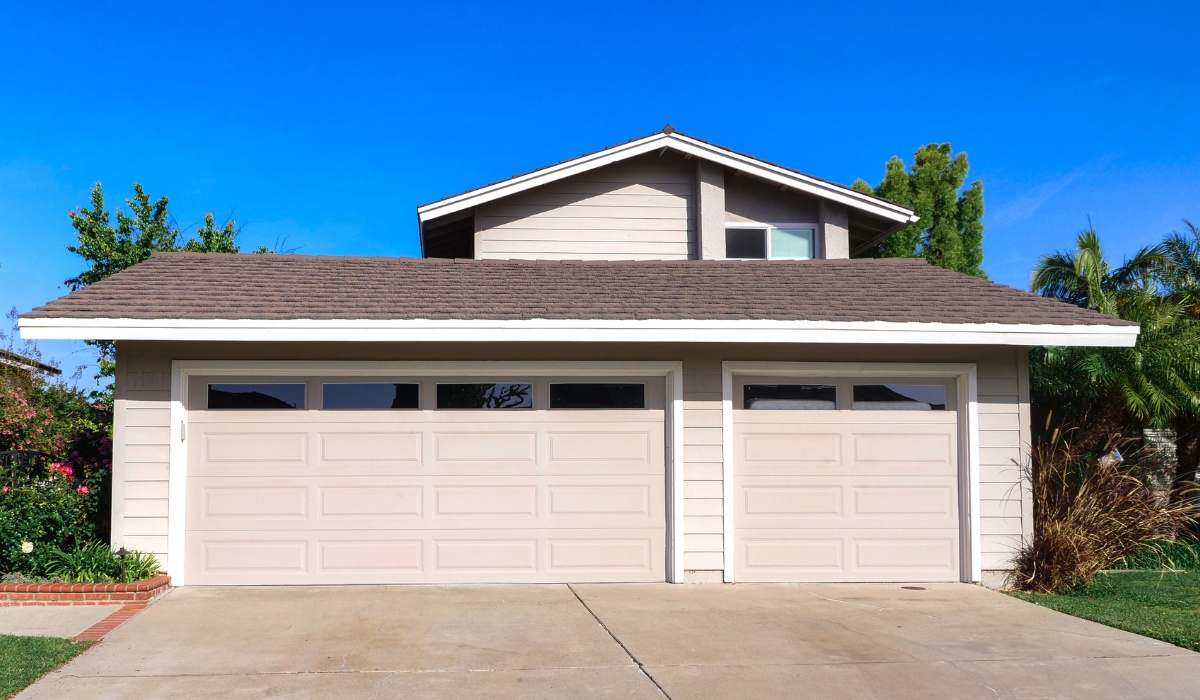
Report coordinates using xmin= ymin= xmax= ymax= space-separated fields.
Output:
xmin=853 ymin=384 xmax=947 ymax=410
xmin=322 ymin=383 xmax=420 ymax=409
xmin=208 ymin=383 xmax=306 ymax=410
xmin=744 ymin=384 xmax=836 ymax=410
xmin=437 ymin=383 xmax=533 ymax=409
xmin=550 ymin=383 xmax=645 ymax=409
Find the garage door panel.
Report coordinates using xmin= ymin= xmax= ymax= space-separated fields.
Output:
xmin=736 ymin=530 xmax=959 ymax=582
xmin=201 ymin=431 xmax=309 ymax=467
xmin=190 ymin=529 xmax=664 ymax=585
xmin=739 ymin=432 xmax=842 ymax=470
xmin=319 ymin=431 xmax=423 ymax=467
xmin=189 ymin=475 xmax=663 ymax=532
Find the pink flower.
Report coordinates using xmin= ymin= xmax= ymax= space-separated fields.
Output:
xmin=77 ymin=485 xmax=89 ymax=495
xmin=1 ymin=486 xmax=8 ymax=493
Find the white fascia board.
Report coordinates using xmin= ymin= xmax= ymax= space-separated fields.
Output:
xmin=416 ymin=133 xmax=917 ymax=225
xmin=19 ymin=316 xmax=1139 ymax=347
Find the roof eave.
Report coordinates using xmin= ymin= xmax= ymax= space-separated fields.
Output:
xmin=19 ymin=316 xmax=1139 ymax=348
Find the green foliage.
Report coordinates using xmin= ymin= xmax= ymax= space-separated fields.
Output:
xmin=1114 ymin=538 xmax=1200 ymax=571
xmin=64 ymin=182 xmax=250 ymax=380
xmin=1030 ymin=228 xmax=1200 ymax=434
xmin=1010 ymin=571 xmax=1200 ymax=652
xmin=43 ymin=541 xmax=159 ymax=583
xmin=0 ymin=473 xmax=98 ymax=578
xmin=0 ymin=634 xmax=91 ymax=698
xmin=854 ymin=143 xmax=986 ymax=278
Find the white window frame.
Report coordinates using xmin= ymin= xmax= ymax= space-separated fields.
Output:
xmin=724 ymin=222 xmax=820 ymax=260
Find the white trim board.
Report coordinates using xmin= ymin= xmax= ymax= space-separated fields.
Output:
xmin=417 ymin=131 xmax=920 ymax=225
xmin=720 ymin=361 xmax=982 ymax=584
xmin=165 ymin=360 xmax=685 ymax=586
xmin=21 ymin=317 xmax=1139 ymax=347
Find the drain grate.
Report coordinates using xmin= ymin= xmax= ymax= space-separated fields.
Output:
xmin=901 ymin=586 xmax=926 ymax=590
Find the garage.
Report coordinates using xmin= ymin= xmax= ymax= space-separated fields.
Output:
xmin=182 ymin=374 xmax=667 ymax=585
xmin=732 ymin=375 xmax=963 ymax=583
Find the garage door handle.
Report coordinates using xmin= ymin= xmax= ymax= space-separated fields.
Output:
xmin=181 ymin=421 xmax=187 ymax=442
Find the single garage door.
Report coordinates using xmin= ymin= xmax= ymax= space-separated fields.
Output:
xmin=184 ymin=375 xmax=666 ymax=585
xmin=733 ymin=377 xmax=961 ymax=583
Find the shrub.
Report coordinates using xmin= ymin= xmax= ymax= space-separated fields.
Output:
xmin=44 ymin=541 xmax=159 ymax=583
xmin=1010 ymin=426 xmax=1197 ymax=593
xmin=0 ymin=469 xmax=97 ymax=578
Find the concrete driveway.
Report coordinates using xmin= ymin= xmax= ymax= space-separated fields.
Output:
xmin=18 ymin=583 xmax=1200 ymax=699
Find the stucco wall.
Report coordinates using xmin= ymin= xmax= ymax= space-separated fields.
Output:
xmin=112 ymin=341 xmax=1029 ymax=580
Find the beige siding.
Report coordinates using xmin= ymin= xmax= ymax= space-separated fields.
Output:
xmin=977 ymin=351 xmax=1029 ymax=571
xmin=112 ymin=349 xmax=173 ymax=569
xmin=682 ymin=359 xmax=724 ymax=573
xmin=112 ymin=341 xmax=1030 ymax=581
xmin=475 ymin=152 xmax=695 ymax=260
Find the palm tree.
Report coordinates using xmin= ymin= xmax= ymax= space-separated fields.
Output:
xmin=1030 ymin=229 xmax=1200 ymax=438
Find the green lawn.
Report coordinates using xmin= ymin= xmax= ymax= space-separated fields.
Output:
xmin=1010 ymin=571 xmax=1200 ymax=652
xmin=0 ymin=634 xmax=91 ymax=699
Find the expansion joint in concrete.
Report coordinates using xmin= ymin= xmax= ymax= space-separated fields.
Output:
xmin=566 ymin=584 xmax=673 ymax=700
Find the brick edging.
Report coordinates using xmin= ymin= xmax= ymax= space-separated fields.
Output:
xmin=0 ymin=575 xmax=171 ymax=606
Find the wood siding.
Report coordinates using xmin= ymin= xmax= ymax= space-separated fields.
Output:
xmin=475 ymin=152 xmax=695 ymax=260
xmin=112 ymin=342 xmax=1029 ymax=580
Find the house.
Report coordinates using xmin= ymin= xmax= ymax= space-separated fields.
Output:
xmin=0 ymin=348 xmax=61 ymax=378
xmin=18 ymin=127 xmax=1137 ymax=587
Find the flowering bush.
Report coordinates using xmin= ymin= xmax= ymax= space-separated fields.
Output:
xmin=0 ymin=462 xmax=99 ymax=577
xmin=1 ymin=369 xmax=111 ymax=577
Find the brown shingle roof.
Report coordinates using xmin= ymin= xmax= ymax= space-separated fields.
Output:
xmin=22 ymin=252 xmax=1134 ymax=327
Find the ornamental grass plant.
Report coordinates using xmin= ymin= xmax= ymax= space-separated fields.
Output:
xmin=1011 ymin=423 xmax=1197 ymax=593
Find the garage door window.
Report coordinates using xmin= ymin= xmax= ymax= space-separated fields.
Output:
xmin=207 ymin=383 xmax=306 ymax=410
xmin=550 ymin=383 xmax=645 ymax=409
xmin=852 ymin=384 xmax=946 ymax=410
xmin=437 ymin=383 xmax=533 ymax=409
xmin=744 ymin=384 xmax=836 ymax=410
xmin=322 ymin=383 xmax=420 ymax=409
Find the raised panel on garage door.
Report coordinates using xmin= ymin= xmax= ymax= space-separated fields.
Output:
xmin=733 ymin=377 xmax=961 ymax=583
xmin=184 ymin=375 xmax=667 ymax=585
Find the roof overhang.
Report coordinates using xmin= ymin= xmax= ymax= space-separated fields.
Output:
xmin=416 ymin=131 xmax=920 ymax=227
xmin=19 ymin=317 xmax=1139 ymax=347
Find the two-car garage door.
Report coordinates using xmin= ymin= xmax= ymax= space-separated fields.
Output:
xmin=184 ymin=376 xmax=666 ymax=585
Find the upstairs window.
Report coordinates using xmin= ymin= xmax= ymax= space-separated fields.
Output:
xmin=725 ymin=224 xmax=817 ymax=260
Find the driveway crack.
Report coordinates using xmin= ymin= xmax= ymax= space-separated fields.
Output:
xmin=567 ymin=584 xmax=672 ymax=699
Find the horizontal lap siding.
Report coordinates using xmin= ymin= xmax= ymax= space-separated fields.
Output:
xmin=977 ymin=350 xmax=1030 ymax=572
xmin=682 ymin=360 xmax=724 ymax=572
xmin=476 ymin=153 xmax=695 ymax=260
xmin=113 ymin=351 xmax=174 ymax=569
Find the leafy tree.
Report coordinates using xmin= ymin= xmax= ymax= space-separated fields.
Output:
xmin=852 ymin=143 xmax=986 ymax=278
xmin=64 ymin=183 xmax=253 ymax=379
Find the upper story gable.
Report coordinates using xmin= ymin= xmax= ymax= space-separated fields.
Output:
xmin=417 ymin=127 xmax=918 ymax=262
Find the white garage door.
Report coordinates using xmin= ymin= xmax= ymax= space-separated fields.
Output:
xmin=734 ymin=377 xmax=961 ymax=583
xmin=184 ymin=375 xmax=666 ymax=585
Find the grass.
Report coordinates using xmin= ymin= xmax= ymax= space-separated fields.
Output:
xmin=0 ymin=634 xmax=91 ymax=698
xmin=1010 ymin=570 xmax=1200 ymax=652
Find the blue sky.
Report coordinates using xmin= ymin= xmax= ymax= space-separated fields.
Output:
xmin=2 ymin=1 xmax=1198 ymax=382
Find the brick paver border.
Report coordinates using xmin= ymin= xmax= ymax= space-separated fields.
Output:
xmin=73 ymin=603 xmax=148 ymax=642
